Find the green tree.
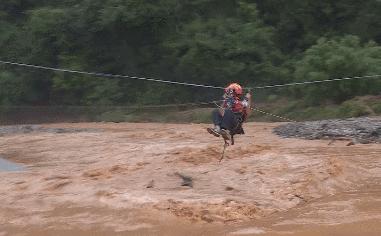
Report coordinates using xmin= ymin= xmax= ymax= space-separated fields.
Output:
xmin=293 ymin=35 xmax=381 ymax=105
xmin=165 ymin=1 xmax=285 ymax=91
xmin=255 ymin=0 xmax=381 ymax=53
xmin=0 ymin=71 xmax=49 ymax=105
xmin=1 ymin=0 xmax=381 ymax=107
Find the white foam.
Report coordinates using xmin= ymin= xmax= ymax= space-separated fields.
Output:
xmin=231 ymin=227 xmax=266 ymax=235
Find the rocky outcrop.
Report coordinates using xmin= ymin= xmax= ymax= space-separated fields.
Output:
xmin=274 ymin=117 xmax=381 ymax=143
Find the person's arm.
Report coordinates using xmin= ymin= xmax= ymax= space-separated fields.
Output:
xmin=244 ymin=92 xmax=252 ymax=117
xmin=219 ymin=93 xmax=228 ymax=115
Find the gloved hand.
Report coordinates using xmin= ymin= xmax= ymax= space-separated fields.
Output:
xmin=226 ymin=97 xmax=235 ymax=109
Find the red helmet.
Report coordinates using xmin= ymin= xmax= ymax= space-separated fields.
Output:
xmin=225 ymin=83 xmax=243 ymax=96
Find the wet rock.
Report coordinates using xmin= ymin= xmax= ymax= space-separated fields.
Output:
xmin=346 ymin=141 xmax=355 ymax=146
xmin=0 ymin=125 xmax=38 ymax=136
xmin=146 ymin=180 xmax=155 ymax=188
xmin=0 ymin=125 xmax=100 ymax=136
xmin=274 ymin=117 xmax=381 ymax=143
xmin=225 ymin=186 xmax=234 ymax=191
xmin=175 ymin=172 xmax=193 ymax=188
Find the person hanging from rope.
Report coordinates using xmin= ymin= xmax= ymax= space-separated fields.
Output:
xmin=207 ymin=83 xmax=252 ymax=144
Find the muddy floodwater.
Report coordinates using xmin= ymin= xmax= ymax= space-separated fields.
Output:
xmin=0 ymin=122 xmax=380 ymax=235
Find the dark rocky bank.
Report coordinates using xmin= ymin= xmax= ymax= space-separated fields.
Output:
xmin=274 ymin=117 xmax=381 ymax=144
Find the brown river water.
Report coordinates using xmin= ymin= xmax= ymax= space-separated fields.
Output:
xmin=0 ymin=122 xmax=380 ymax=235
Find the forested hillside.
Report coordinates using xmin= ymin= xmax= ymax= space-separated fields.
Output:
xmin=0 ymin=0 xmax=380 ymax=108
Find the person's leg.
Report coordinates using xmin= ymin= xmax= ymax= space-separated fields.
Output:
xmin=207 ymin=109 xmax=223 ymax=137
xmin=219 ymin=110 xmax=240 ymax=142
xmin=212 ymin=109 xmax=223 ymax=131
xmin=220 ymin=110 xmax=238 ymax=132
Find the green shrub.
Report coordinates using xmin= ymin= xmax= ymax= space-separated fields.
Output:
xmin=96 ymin=111 xmax=127 ymax=123
xmin=338 ymin=101 xmax=371 ymax=117
xmin=371 ymin=103 xmax=381 ymax=114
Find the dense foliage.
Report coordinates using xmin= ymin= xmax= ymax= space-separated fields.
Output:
xmin=0 ymin=0 xmax=380 ymax=106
